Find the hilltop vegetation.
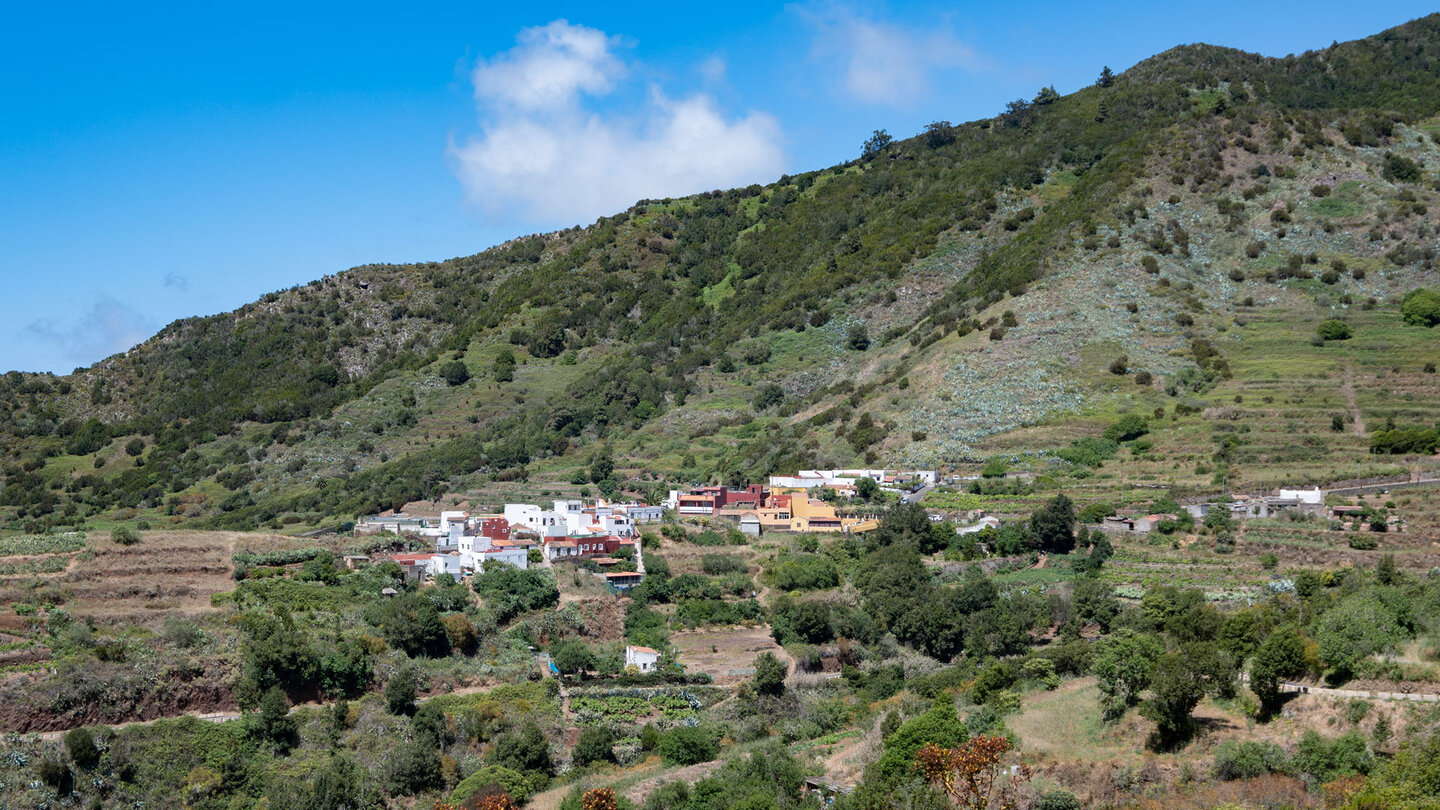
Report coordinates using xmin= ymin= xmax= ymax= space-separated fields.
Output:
xmin=6 ymin=16 xmax=1440 ymax=809
xmin=0 ymin=16 xmax=1439 ymax=542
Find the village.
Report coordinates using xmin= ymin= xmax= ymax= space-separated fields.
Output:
xmin=354 ymin=469 xmax=939 ymax=577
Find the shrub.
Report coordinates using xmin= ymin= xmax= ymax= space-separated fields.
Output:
xmin=1135 ymin=371 xmax=1152 ymax=386
xmin=1035 ymin=791 xmax=1082 ymax=810
xmin=754 ymin=652 xmax=787 ymax=696
xmin=1109 ymin=355 xmax=1128 ymax=375
xmin=64 ymin=728 xmax=100 ymax=769
xmin=752 ymin=383 xmax=784 ymax=411
xmin=440 ymin=361 xmax=470 ymax=386
xmin=1102 ymin=414 xmax=1149 ymax=443
xmin=385 ymin=667 xmax=418 ymax=715
xmin=111 ymin=526 xmax=141 ymax=546
xmin=658 ymin=726 xmax=721 ymax=765
xmin=451 ymin=765 xmax=531 ymax=806
xmin=846 ymin=325 xmax=870 ymax=351
xmin=1401 ymin=288 xmax=1440 ymax=327
xmin=1382 ymin=153 xmax=1423 ymax=183
xmin=1348 ymin=535 xmax=1378 ymax=550
xmin=1213 ymin=740 xmax=1289 ymax=780
xmin=1317 ymin=320 xmax=1352 ymax=341
xmin=573 ymin=726 xmax=615 ymax=767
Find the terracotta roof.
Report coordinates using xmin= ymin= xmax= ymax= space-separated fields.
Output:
xmin=628 ymin=646 xmax=659 ymax=655
xmin=605 ymin=571 xmax=643 ymax=579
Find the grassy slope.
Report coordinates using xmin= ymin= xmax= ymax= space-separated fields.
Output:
xmin=2 ymin=15 xmax=1440 ymax=536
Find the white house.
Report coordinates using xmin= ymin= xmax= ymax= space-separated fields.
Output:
xmin=621 ymin=504 xmax=665 ymax=523
xmin=504 ymin=504 xmax=568 ymax=538
xmin=429 ymin=553 xmax=465 ymax=578
xmin=470 ymin=547 xmax=529 ymax=570
xmin=625 ymin=645 xmax=661 ymax=673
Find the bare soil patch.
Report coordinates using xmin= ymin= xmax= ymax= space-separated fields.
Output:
xmin=670 ymin=625 xmax=786 ymax=684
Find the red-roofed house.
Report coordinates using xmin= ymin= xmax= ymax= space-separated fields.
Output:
xmin=625 ymin=645 xmax=661 ymax=672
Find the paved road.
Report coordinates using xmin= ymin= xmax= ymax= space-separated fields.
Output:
xmin=902 ymin=485 xmax=933 ymax=505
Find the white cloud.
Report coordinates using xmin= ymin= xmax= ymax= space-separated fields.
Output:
xmin=697 ymin=55 xmax=727 ymax=84
xmin=25 ymin=296 xmax=155 ymax=369
xmin=472 ymin=20 xmax=625 ymax=110
xmin=452 ymin=21 xmax=785 ymax=225
xmin=804 ymin=8 xmax=983 ymax=106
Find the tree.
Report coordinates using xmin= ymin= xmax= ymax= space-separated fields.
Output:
xmin=472 ymin=564 xmax=559 ymax=623
xmin=379 ymin=592 xmax=450 ymax=658
xmin=492 ymin=721 xmax=554 ymax=776
xmin=1377 ymin=553 xmax=1399 ymax=585
xmin=573 ymin=726 xmax=615 ymax=767
xmin=1314 ymin=590 xmax=1411 ymax=678
xmin=847 ymin=324 xmax=871 ymax=350
xmin=1072 ymin=575 xmax=1119 ymax=631
xmin=253 ymin=686 xmax=298 ymax=751
xmin=1032 ymin=85 xmax=1060 ymax=105
xmin=1250 ymin=625 xmax=1306 ymax=717
xmin=753 ymin=651 xmax=787 ymax=696
xmin=1401 ymin=288 xmax=1440 ymax=327
xmin=923 ymin=120 xmax=956 ymax=147
xmin=752 ymin=383 xmax=784 ymax=410
xmin=1382 ymin=152 xmax=1423 ymax=183
xmin=64 ymin=727 xmax=99 ymax=769
xmin=551 ymin=640 xmax=596 ymax=675
xmin=871 ymin=700 xmax=969 ymax=784
xmin=527 ymin=321 xmax=566 ymax=358
xmin=1092 ymin=631 xmax=1163 ymax=720
xmin=1141 ymin=650 xmax=1207 ymax=748
xmin=1030 ymin=494 xmax=1076 ymax=553
xmin=384 ymin=739 xmax=442 ymax=796
xmin=913 ymin=736 xmax=1029 ymax=810
xmin=124 ymin=437 xmax=145 ymax=457
xmin=588 ymin=448 xmax=614 ymax=484
xmin=440 ymin=360 xmax=471 ymax=386
xmin=1096 ymin=66 xmax=1115 ymax=87
xmin=856 ymin=476 xmax=880 ymax=501
xmin=862 ymin=129 xmax=893 ymax=159
xmin=492 ymin=349 xmax=517 ymax=382
xmin=385 ymin=666 xmax=418 ymax=715
xmin=1087 ymin=534 xmax=1114 ymax=571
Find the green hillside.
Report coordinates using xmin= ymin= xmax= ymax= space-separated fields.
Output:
xmin=3 ymin=14 xmax=1440 ymax=534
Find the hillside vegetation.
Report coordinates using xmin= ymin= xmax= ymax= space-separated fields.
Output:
xmin=1 ymin=15 xmax=1440 ymax=536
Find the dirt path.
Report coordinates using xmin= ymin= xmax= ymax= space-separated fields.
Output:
xmin=1344 ymin=361 xmax=1366 ymax=435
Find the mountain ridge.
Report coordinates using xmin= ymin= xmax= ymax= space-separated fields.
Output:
xmin=2 ymin=13 xmax=1440 ymax=533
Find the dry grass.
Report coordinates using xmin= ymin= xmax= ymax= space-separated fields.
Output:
xmin=670 ymin=625 xmax=787 ymax=684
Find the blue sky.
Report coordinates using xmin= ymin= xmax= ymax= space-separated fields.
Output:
xmin=2 ymin=1 xmax=1433 ymax=373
